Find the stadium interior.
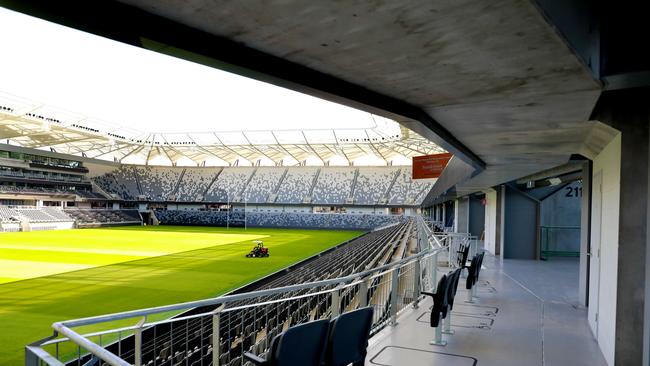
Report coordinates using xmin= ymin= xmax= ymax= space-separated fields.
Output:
xmin=0 ymin=1 xmax=649 ymax=366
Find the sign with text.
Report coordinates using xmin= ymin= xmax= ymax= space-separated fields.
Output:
xmin=412 ymin=153 xmax=452 ymax=179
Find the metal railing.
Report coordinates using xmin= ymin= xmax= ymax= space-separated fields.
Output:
xmin=26 ymin=216 xmax=453 ymax=366
xmin=540 ymin=225 xmax=580 ymax=260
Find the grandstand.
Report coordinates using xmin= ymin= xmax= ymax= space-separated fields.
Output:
xmin=90 ymin=165 xmax=433 ymax=206
xmin=1 ymin=1 xmax=633 ymax=365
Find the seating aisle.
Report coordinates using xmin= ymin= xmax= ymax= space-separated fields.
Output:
xmin=364 ymin=254 xmax=607 ymax=366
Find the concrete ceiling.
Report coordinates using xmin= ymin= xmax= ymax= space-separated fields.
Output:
xmin=3 ymin=0 xmax=604 ymax=198
xmin=115 ymin=0 xmax=601 ymax=195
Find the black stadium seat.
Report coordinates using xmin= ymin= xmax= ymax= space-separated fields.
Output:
xmin=325 ymin=307 xmax=374 ymax=366
xmin=422 ymin=274 xmax=450 ymax=328
xmin=244 ymin=319 xmax=330 ymax=366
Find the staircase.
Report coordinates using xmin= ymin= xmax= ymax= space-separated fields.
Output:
xmin=346 ymin=168 xmax=360 ymax=204
xmin=268 ymin=168 xmax=288 ymax=203
xmin=170 ymin=168 xmax=186 ymax=200
xmin=237 ymin=168 xmax=258 ymax=202
xmin=380 ymin=168 xmax=401 ymax=205
xmin=202 ymin=168 xmax=223 ymax=201
xmin=304 ymin=168 xmax=321 ymax=204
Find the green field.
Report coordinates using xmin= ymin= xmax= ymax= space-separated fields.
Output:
xmin=0 ymin=225 xmax=362 ymax=364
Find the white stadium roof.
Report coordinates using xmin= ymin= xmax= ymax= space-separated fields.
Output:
xmin=0 ymin=92 xmax=445 ymax=167
xmin=0 ymin=9 xmax=444 ymax=167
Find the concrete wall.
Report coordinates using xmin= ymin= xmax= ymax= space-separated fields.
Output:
xmin=469 ymin=196 xmax=485 ymax=238
xmin=445 ymin=201 xmax=454 ymax=228
xmin=540 ymin=181 xmax=582 ymax=252
xmin=503 ymin=186 xmax=539 ymax=259
xmin=456 ymin=197 xmax=469 ymax=233
xmin=484 ymin=189 xmax=498 ymax=254
xmin=590 ymin=134 xmax=621 ymax=366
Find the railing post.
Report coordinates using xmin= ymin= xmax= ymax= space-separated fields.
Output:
xmin=431 ymin=250 xmax=438 ymax=292
xmin=390 ymin=269 xmax=399 ymax=326
xmin=25 ymin=347 xmax=39 ymax=366
xmin=212 ymin=305 xmax=224 ymax=366
xmin=359 ymin=278 xmax=369 ymax=308
xmin=134 ymin=316 xmax=146 ymax=366
xmin=331 ymin=285 xmax=341 ymax=318
xmin=443 ymin=311 xmax=455 ymax=335
xmin=413 ymin=259 xmax=421 ymax=309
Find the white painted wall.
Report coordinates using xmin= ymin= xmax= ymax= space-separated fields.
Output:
xmin=591 ymin=133 xmax=621 ymax=366
xmin=484 ymin=189 xmax=498 ymax=254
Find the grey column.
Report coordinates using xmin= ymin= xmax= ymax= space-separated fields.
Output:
xmin=579 ymin=161 xmax=591 ymax=307
xmin=592 ymin=88 xmax=650 ymax=366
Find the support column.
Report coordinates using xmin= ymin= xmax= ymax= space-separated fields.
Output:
xmin=497 ymin=185 xmax=505 ymax=257
xmin=592 ymin=88 xmax=650 ymax=366
xmin=579 ymin=161 xmax=592 ymax=307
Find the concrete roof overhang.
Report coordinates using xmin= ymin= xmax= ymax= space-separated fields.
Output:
xmin=1 ymin=0 xmax=604 ymax=200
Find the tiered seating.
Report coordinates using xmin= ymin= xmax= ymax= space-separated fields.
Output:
xmin=276 ymin=167 xmax=318 ymax=204
xmin=14 ymin=208 xmax=66 ymax=222
xmin=128 ymin=221 xmax=414 ymax=366
xmin=176 ymin=168 xmax=219 ymax=201
xmin=74 ymin=190 xmax=108 ymax=199
xmin=388 ymin=167 xmax=434 ymax=205
xmin=353 ymin=167 xmax=398 ymax=204
xmin=242 ymin=167 xmax=284 ymax=203
xmin=41 ymin=207 xmax=73 ymax=221
xmin=154 ymin=210 xmax=403 ymax=230
xmin=65 ymin=209 xmax=142 ymax=226
xmin=92 ymin=165 xmax=435 ymax=205
xmin=312 ymin=168 xmax=355 ymax=204
xmin=204 ymin=167 xmax=256 ymax=201
xmin=0 ymin=185 xmax=96 ymax=197
xmin=135 ymin=167 xmax=182 ymax=201
xmin=92 ymin=166 xmax=141 ymax=200
xmin=0 ymin=206 xmax=19 ymax=222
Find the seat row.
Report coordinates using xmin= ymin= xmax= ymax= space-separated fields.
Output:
xmin=421 ymin=251 xmax=485 ymax=345
xmin=244 ymin=307 xmax=374 ymax=366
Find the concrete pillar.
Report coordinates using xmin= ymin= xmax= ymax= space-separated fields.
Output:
xmin=468 ymin=195 xmax=486 ymax=238
xmin=456 ymin=197 xmax=469 ymax=233
xmin=592 ymin=88 xmax=650 ymax=366
xmin=453 ymin=199 xmax=459 ymax=232
xmin=442 ymin=203 xmax=446 ymax=227
xmin=501 ymin=185 xmax=540 ymax=260
xmin=579 ymin=161 xmax=591 ymax=307
xmin=497 ymin=185 xmax=505 ymax=257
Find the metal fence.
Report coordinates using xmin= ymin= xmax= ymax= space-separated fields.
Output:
xmin=540 ymin=226 xmax=580 ymax=260
xmin=26 ymin=216 xmax=453 ymax=366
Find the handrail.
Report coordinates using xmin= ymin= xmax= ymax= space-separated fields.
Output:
xmin=28 ymin=215 xmax=449 ymax=366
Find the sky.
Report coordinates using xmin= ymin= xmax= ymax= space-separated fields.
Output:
xmin=0 ymin=7 xmax=380 ymax=134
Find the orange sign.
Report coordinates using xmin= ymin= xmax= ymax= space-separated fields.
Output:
xmin=412 ymin=153 xmax=452 ymax=179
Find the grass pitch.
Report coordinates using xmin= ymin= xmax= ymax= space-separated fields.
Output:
xmin=0 ymin=225 xmax=362 ymax=364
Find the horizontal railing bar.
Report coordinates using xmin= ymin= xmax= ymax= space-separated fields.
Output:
xmin=25 ymin=346 xmax=66 ymax=366
xmin=51 ymin=323 xmax=130 ymax=366
xmin=58 ymin=247 xmax=440 ymax=329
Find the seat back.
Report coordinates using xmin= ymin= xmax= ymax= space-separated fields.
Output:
xmin=447 ymin=268 xmax=462 ymax=310
xmin=325 ymin=307 xmax=374 ymax=366
xmin=457 ymin=244 xmax=470 ymax=268
xmin=268 ymin=319 xmax=330 ymax=366
xmin=476 ymin=252 xmax=485 ymax=280
xmin=466 ymin=255 xmax=479 ymax=290
xmin=429 ymin=274 xmax=449 ymax=327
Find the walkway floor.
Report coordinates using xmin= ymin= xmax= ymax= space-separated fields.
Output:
xmin=365 ymin=255 xmax=607 ymax=366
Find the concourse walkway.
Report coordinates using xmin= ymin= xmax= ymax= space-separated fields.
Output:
xmin=365 ymin=255 xmax=606 ymax=366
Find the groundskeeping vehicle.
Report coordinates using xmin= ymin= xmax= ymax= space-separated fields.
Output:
xmin=246 ymin=240 xmax=269 ymax=258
